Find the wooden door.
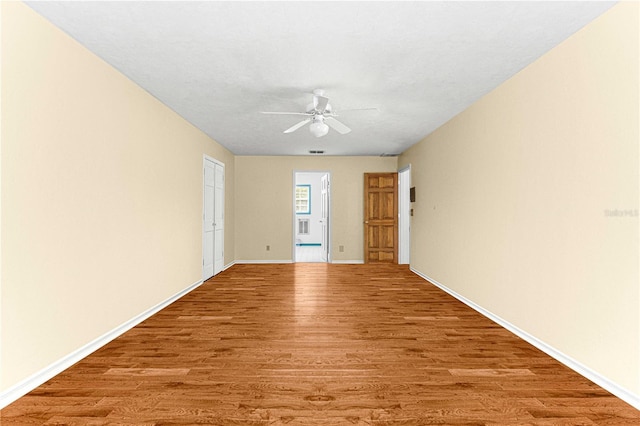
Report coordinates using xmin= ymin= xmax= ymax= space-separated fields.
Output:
xmin=364 ymin=172 xmax=398 ymax=263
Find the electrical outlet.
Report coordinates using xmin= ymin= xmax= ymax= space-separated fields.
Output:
xmin=339 ymin=245 xmax=344 ymax=252
xmin=266 ymin=245 xmax=270 ymax=251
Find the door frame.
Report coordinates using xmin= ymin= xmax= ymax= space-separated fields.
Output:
xmin=398 ymin=165 xmax=411 ymax=265
xmin=203 ymin=155 xmax=225 ymax=280
xmin=292 ymin=170 xmax=331 ymax=263
xmin=320 ymin=173 xmax=330 ymax=262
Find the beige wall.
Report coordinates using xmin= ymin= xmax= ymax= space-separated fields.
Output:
xmin=399 ymin=2 xmax=639 ymax=394
xmin=1 ymin=2 xmax=235 ymax=392
xmin=235 ymin=156 xmax=398 ymax=262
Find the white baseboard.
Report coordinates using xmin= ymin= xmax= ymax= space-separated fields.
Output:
xmin=331 ymin=260 xmax=365 ymax=264
xmin=410 ymin=268 xmax=640 ymax=411
xmin=0 ymin=278 xmax=204 ymax=410
xmin=223 ymin=261 xmax=236 ymax=271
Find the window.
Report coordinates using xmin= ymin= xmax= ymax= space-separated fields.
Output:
xmin=295 ymin=185 xmax=311 ymax=214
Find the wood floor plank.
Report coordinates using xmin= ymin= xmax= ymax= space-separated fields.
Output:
xmin=2 ymin=263 xmax=638 ymax=425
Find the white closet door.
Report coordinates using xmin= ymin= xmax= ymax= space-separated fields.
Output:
xmin=213 ymin=163 xmax=225 ymax=274
xmin=203 ymin=159 xmax=215 ymax=280
xmin=203 ymin=158 xmax=225 ymax=280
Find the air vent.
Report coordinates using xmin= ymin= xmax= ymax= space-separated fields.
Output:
xmin=309 ymin=150 xmax=325 ymax=155
xmin=298 ymin=218 xmax=310 ymax=235
xmin=380 ymin=153 xmax=399 ymax=157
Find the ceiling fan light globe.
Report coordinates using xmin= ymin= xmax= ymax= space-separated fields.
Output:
xmin=310 ymin=121 xmax=329 ymax=137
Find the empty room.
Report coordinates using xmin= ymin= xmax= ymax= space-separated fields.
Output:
xmin=1 ymin=1 xmax=638 ymax=424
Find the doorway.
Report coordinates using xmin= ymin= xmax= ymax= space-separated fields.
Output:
xmin=293 ymin=171 xmax=330 ymax=263
xmin=203 ymin=156 xmax=225 ymax=280
xmin=398 ymin=166 xmax=411 ymax=264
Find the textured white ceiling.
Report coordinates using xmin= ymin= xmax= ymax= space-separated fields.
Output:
xmin=26 ymin=1 xmax=615 ymax=156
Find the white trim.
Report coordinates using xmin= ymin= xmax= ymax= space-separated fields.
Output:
xmin=397 ymin=165 xmax=411 ymax=264
xmin=331 ymin=260 xmax=365 ymax=264
xmin=0 ymin=278 xmax=204 ymax=409
xmin=203 ymin=154 xmax=224 ymax=168
xmin=234 ymin=260 xmax=294 ymax=264
xmin=223 ymin=261 xmax=236 ymax=271
xmin=398 ymin=164 xmax=411 ymax=174
xmin=410 ymin=267 xmax=640 ymax=410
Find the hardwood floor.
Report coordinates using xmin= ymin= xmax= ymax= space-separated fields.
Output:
xmin=2 ymin=264 xmax=638 ymax=425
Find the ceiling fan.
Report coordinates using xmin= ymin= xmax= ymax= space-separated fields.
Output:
xmin=261 ymin=89 xmax=377 ymax=137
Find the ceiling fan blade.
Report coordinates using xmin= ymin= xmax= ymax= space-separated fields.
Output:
xmin=325 ymin=117 xmax=351 ymax=134
xmin=283 ymin=118 xmax=311 ymax=134
xmin=314 ymin=95 xmax=329 ymax=113
xmin=336 ymin=107 xmax=379 ymax=113
xmin=261 ymin=111 xmax=312 ymax=116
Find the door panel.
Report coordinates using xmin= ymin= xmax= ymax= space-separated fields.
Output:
xmin=364 ymin=172 xmax=398 ymax=264
xmin=367 ymin=225 xmax=395 ymax=248
xmin=379 ymin=225 xmax=395 ymax=248
xmin=367 ymin=226 xmax=379 ymax=248
xmin=367 ymin=174 xmax=395 ymax=189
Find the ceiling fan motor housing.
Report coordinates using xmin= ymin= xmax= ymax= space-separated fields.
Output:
xmin=307 ymin=103 xmax=332 ymax=114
